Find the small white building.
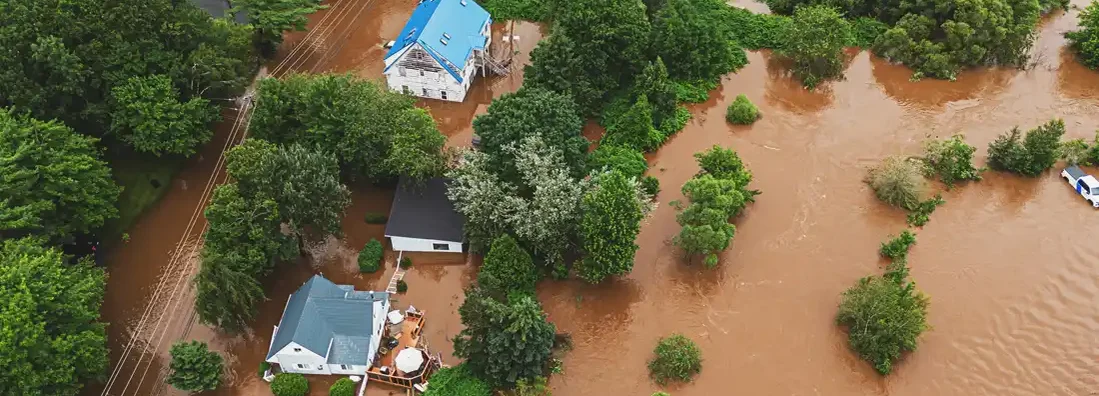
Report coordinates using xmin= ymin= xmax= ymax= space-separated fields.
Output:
xmin=384 ymin=177 xmax=466 ymax=253
xmin=265 ymin=275 xmax=390 ymax=376
xmin=382 ymin=0 xmax=492 ymax=102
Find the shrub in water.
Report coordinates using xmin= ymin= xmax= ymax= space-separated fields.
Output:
xmin=866 ymin=157 xmax=925 ymax=211
xmin=1066 ymin=1 xmax=1099 ymax=69
xmin=258 ymin=361 xmax=270 ymax=378
xmin=422 ymin=364 xmax=491 ymax=396
xmin=836 ymin=273 xmax=929 ymax=375
xmin=879 ymin=230 xmax=917 ymax=261
xmin=329 ymin=378 xmax=355 ymax=396
xmin=364 ymin=212 xmax=388 ymax=224
xmin=987 ymin=119 xmax=1065 ymax=177
xmin=1059 ymin=138 xmax=1090 ymax=165
xmin=922 ymin=135 xmax=981 ymax=187
xmin=399 ymin=256 xmax=412 ymax=269
xmin=725 ymin=94 xmax=759 ymax=125
xmin=396 ymin=280 xmax=408 ymax=293
xmin=270 ymin=373 xmax=308 ymax=396
xmin=358 ymin=239 xmax=383 ymax=273
xmin=641 ymin=175 xmax=661 ymax=197
xmin=648 ymin=334 xmax=702 ymax=385
xmin=906 ymin=195 xmax=945 ymax=227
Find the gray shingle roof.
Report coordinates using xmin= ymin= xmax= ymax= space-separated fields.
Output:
xmin=187 ymin=0 xmax=249 ymax=24
xmin=266 ymin=275 xmax=388 ymax=365
xmin=384 ymin=177 xmax=466 ymax=242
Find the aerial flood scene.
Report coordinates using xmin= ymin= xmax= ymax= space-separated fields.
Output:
xmin=4 ymin=0 xmax=1099 ymax=395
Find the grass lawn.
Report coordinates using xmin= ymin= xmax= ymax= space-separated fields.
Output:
xmin=100 ymin=149 xmax=186 ymax=247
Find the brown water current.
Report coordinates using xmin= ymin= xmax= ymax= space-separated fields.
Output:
xmin=91 ymin=1 xmax=1099 ymax=395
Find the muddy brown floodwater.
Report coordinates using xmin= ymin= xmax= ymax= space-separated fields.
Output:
xmin=91 ymin=0 xmax=1099 ymax=395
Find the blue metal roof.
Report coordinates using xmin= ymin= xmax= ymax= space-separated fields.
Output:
xmin=385 ymin=0 xmax=491 ymax=82
xmin=266 ymin=275 xmax=388 ymax=366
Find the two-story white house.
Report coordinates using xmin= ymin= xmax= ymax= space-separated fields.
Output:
xmin=265 ymin=275 xmax=390 ymax=376
xmin=382 ymin=0 xmax=492 ymax=102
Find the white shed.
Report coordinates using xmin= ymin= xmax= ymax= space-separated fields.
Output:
xmin=384 ymin=177 xmax=465 ymax=253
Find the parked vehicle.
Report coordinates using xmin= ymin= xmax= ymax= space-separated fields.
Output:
xmin=1060 ymin=166 xmax=1099 ymax=208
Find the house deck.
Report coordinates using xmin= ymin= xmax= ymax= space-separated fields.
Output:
xmin=365 ymin=310 xmax=439 ymax=389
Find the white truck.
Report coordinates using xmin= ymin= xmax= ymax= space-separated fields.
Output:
xmin=1061 ymin=165 xmax=1099 ymax=208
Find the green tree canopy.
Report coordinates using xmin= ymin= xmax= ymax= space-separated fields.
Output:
xmin=227 ymin=139 xmax=350 ymax=235
xmin=421 ymin=364 xmax=492 ymax=396
xmin=328 ymin=378 xmax=355 ymax=396
xmin=270 ymin=372 xmax=309 ymax=396
xmin=525 ymin=0 xmax=651 ymax=112
xmin=233 ymin=0 xmax=327 ymax=55
xmin=603 ymin=94 xmax=664 ymax=152
xmin=0 ymin=108 xmax=120 ymax=242
xmin=472 ymin=87 xmax=588 ymax=183
xmin=167 ymin=341 xmax=224 ymax=392
xmin=674 ymin=146 xmax=758 ymax=267
xmin=249 ymin=74 xmax=447 ymax=182
xmin=780 ymin=5 xmax=850 ymax=88
xmin=651 ymin=0 xmax=741 ymax=81
xmin=836 ymin=272 xmax=929 ymax=374
xmin=633 ymin=58 xmax=679 ymax=126
xmin=0 ymin=238 xmax=108 ymax=396
xmin=0 ymin=0 xmax=256 ymax=140
xmin=1067 ymin=1 xmax=1099 ymax=69
xmin=987 ymin=119 xmax=1065 ymax=177
xmin=109 ymin=74 xmax=218 ymax=156
xmin=588 ymin=144 xmax=649 ymax=179
xmin=478 ymin=235 xmax=540 ymax=296
xmin=578 ymin=171 xmax=646 ymax=283
xmin=454 ymin=288 xmax=556 ymax=388
xmin=648 ymin=333 xmax=702 ymax=385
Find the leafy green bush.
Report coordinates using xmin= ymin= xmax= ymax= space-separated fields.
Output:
xmin=166 ymin=341 xmax=223 ymax=392
xmin=672 ymin=80 xmax=719 ymax=103
xmin=514 ymin=376 xmax=551 ymax=396
xmin=653 ymin=393 xmax=672 ymax=396
xmin=358 ymin=239 xmax=383 ymax=273
xmin=329 ymin=378 xmax=355 ymax=396
xmin=480 ymin=0 xmax=549 ymax=21
xmin=270 ymin=373 xmax=308 ymax=396
xmin=648 ymin=334 xmax=702 ymax=385
xmin=849 ymin=17 xmax=888 ymax=48
xmin=399 ymin=256 xmax=412 ymax=269
xmin=1066 ymin=1 xmax=1099 ymax=69
xmin=478 ymin=235 xmax=539 ymax=296
xmin=922 ymin=135 xmax=981 ymax=188
xmin=659 ymin=106 xmax=693 ymax=137
xmin=396 ymin=280 xmax=408 ymax=293
xmin=603 ymin=94 xmax=665 ymax=152
xmin=780 ymin=5 xmax=850 ymax=88
xmin=866 ymin=157 xmax=925 ymax=211
xmin=675 ymin=146 xmax=760 ymax=267
xmin=589 ymin=145 xmax=649 ymax=179
xmin=1059 ymin=138 xmax=1090 ymax=165
xmin=422 ymin=364 xmax=491 ymax=396
xmin=364 ymin=212 xmax=388 ymax=224
xmin=987 ymin=119 xmax=1066 ymax=177
xmin=1087 ymin=133 xmax=1099 ymax=166
xmin=258 ymin=362 xmax=270 ymax=378
xmin=879 ymin=230 xmax=917 ymax=260
xmin=726 ymin=95 xmax=760 ymax=125
xmin=723 ymin=7 xmax=792 ymax=50
xmin=642 ymin=176 xmax=662 ymax=197
xmin=906 ymin=195 xmax=945 ymax=227
xmin=836 ymin=273 xmax=929 ymax=375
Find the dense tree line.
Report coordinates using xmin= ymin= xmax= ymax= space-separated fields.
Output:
xmin=249 ymin=74 xmax=449 ymax=182
xmin=195 ymin=140 xmax=349 ymax=331
xmin=1067 ymin=1 xmax=1099 ymax=69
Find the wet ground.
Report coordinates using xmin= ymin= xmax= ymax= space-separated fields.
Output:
xmin=91 ymin=0 xmax=1099 ymax=395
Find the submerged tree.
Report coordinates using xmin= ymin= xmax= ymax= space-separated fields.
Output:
xmin=0 ymin=108 xmax=120 ymax=242
xmin=674 ymin=146 xmax=758 ymax=267
xmin=0 ymin=238 xmax=108 ymax=396
xmin=453 ymin=288 xmax=556 ymax=388
xmin=478 ymin=235 xmax=540 ymax=296
xmin=578 ymin=170 xmax=646 ymax=283
xmin=836 ymin=272 xmax=929 ymax=375
xmin=232 ymin=0 xmax=327 ymax=56
xmin=167 ymin=341 xmax=224 ymax=392
xmin=987 ymin=119 xmax=1065 ymax=177
xmin=780 ymin=5 xmax=850 ymax=88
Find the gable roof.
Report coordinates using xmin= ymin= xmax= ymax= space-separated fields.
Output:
xmin=384 ymin=0 xmax=491 ymax=82
xmin=385 ymin=177 xmax=465 ymax=242
xmin=266 ymin=275 xmax=388 ymax=365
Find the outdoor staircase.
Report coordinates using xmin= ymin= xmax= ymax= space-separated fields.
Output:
xmin=385 ymin=251 xmax=406 ymax=294
xmin=483 ymin=56 xmax=512 ymax=76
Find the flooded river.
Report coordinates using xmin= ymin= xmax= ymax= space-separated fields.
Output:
xmin=91 ymin=0 xmax=1099 ymax=395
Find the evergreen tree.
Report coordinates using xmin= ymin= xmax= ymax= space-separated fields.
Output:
xmin=454 ymin=288 xmax=556 ymax=388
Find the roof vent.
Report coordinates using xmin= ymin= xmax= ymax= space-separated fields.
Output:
xmin=443 ymin=33 xmax=452 ymax=40
xmin=406 ymin=28 xmax=417 ymax=39
xmin=440 ymin=38 xmax=449 ymax=45
xmin=460 ymin=0 xmax=467 ymax=5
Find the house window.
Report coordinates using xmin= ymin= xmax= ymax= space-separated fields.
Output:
xmin=341 ymin=365 xmax=350 ymax=370
xmin=296 ymin=364 xmax=308 ymax=369
xmin=433 ymin=243 xmax=450 ymax=251
xmin=317 ymin=365 xmax=324 ymax=370
xmin=422 ymin=88 xmax=428 ymax=96
xmin=398 ymin=67 xmax=407 ymax=77
xmin=293 ymin=348 xmax=302 ymax=352
xmin=419 ymin=70 xmax=425 ymax=77
xmin=440 ymin=91 xmax=448 ymax=100
xmin=402 ymin=85 xmax=410 ymax=94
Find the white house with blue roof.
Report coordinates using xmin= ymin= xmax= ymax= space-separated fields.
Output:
xmin=383 ymin=0 xmax=492 ymax=102
xmin=265 ymin=275 xmax=390 ymax=376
